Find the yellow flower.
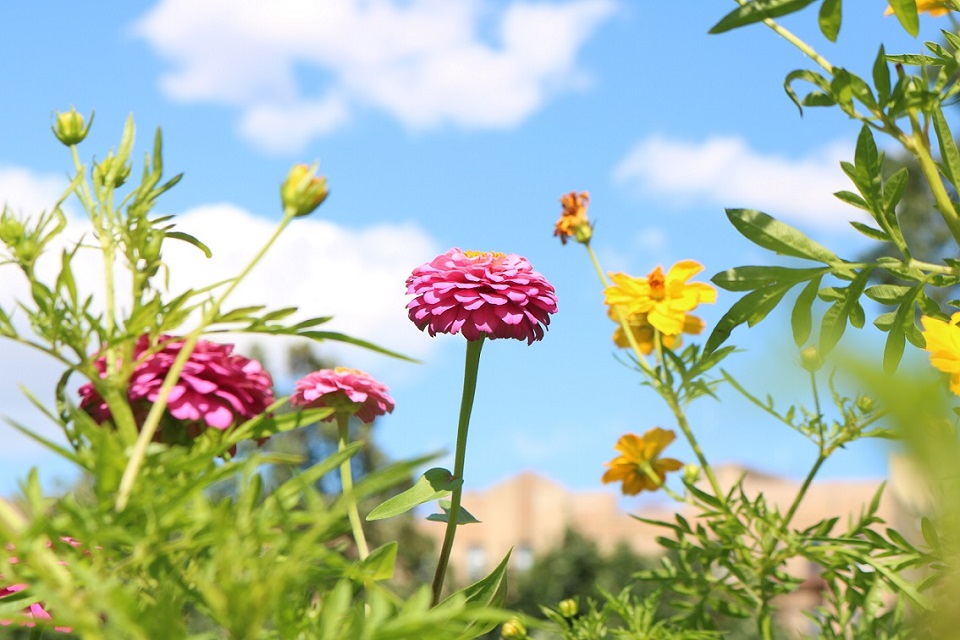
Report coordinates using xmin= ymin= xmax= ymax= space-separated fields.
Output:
xmin=921 ymin=313 xmax=960 ymax=395
xmin=608 ymin=307 xmax=704 ymax=353
xmin=602 ymin=427 xmax=683 ymax=496
xmin=553 ymin=191 xmax=592 ymax=245
xmin=885 ymin=0 xmax=953 ymax=16
xmin=604 ymin=261 xmax=717 ymax=335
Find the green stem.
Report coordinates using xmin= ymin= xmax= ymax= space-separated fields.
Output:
xmin=666 ymin=393 xmax=725 ymax=502
xmin=904 ymin=124 xmax=960 ymax=246
xmin=114 ymin=208 xmax=298 ymax=511
xmin=337 ymin=413 xmax=369 ymax=560
xmin=731 ymin=0 xmax=834 ymax=74
xmin=784 ymin=369 xmax=827 ymax=528
xmin=584 ymin=242 xmax=655 ymax=376
xmin=431 ymin=337 xmax=484 ymax=605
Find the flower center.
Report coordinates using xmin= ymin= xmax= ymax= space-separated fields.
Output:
xmin=463 ymin=250 xmax=505 ymax=260
xmin=648 ymin=267 xmax=666 ymax=301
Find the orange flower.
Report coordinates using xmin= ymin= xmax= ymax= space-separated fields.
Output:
xmin=553 ymin=191 xmax=592 ymax=245
xmin=608 ymin=307 xmax=704 ymax=354
xmin=602 ymin=427 xmax=683 ymax=496
xmin=604 ymin=261 xmax=716 ymax=336
xmin=921 ymin=313 xmax=960 ymax=395
xmin=885 ymin=0 xmax=953 ymax=16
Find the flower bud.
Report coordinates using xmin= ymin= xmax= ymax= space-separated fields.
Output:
xmin=857 ymin=396 xmax=875 ymax=414
xmin=558 ymin=598 xmax=578 ymax=618
xmin=800 ymin=346 xmax=822 ymax=372
xmin=93 ymin=151 xmax=132 ymax=189
xmin=500 ymin=619 xmax=527 ymax=639
xmin=0 ymin=209 xmax=24 ymax=246
xmin=281 ymin=163 xmax=329 ymax=217
xmin=683 ymin=463 xmax=700 ymax=484
xmin=53 ymin=107 xmax=92 ymax=146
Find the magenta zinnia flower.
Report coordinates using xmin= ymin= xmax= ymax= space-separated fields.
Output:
xmin=79 ymin=334 xmax=274 ymax=436
xmin=406 ymin=248 xmax=559 ymax=344
xmin=290 ymin=367 xmax=395 ymax=423
xmin=1 ymin=538 xmax=80 ymax=633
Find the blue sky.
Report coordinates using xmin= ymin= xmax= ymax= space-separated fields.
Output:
xmin=0 ymin=1 xmax=947 ymax=498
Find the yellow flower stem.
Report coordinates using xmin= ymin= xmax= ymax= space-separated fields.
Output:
xmin=431 ymin=336 xmax=484 ymax=605
xmin=337 ymin=412 xmax=369 ymax=560
xmin=583 ymin=243 xmax=725 ymax=503
xmin=583 ymin=242 xmax=656 ymax=377
xmin=114 ymin=207 xmax=299 ymax=511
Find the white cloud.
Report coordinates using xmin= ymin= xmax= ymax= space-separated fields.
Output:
xmin=0 ymin=166 xmax=442 ymax=470
xmin=613 ymin=135 xmax=859 ymax=228
xmin=133 ymin=0 xmax=616 ymax=152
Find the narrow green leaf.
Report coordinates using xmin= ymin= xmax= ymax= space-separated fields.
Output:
xmin=367 ymin=467 xmax=461 ymax=520
xmin=447 ymin=550 xmax=512 ymax=608
xmin=854 ymin=126 xmax=882 ymax=199
xmin=818 ymin=270 xmax=870 ymax=355
xmin=426 ymin=500 xmax=482 ymax=525
xmin=791 ymin=276 xmax=822 ymax=346
xmin=921 ymin=517 xmax=940 ymax=552
xmin=354 ymin=542 xmax=398 ymax=581
xmin=888 ymin=0 xmax=920 ymax=36
xmin=834 ymin=190 xmax=870 ymax=211
xmin=165 ymin=231 xmax=213 ymax=258
xmin=704 ymin=282 xmax=793 ymax=355
xmin=726 ymin=209 xmax=840 ymax=263
xmin=711 ymin=265 xmax=824 ymax=291
xmin=818 ymin=0 xmax=841 ymax=41
xmin=710 ymin=0 xmax=818 ymax=34
xmin=933 ymin=104 xmax=960 ymax=190
xmin=865 ymin=284 xmax=911 ymax=304
xmin=873 ymin=45 xmax=891 ymax=105
xmin=849 ymin=221 xmax=890 ymax=242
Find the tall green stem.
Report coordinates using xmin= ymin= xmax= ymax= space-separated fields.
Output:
xmin=431 ymin=337 xmax=484 ymax=605
xmin=337 ymin=413 xmax=369 ymax=559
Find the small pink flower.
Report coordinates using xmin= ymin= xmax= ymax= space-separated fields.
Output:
xmin=406 ymin=248 xmax=559 ymax=344
xmin=79 ymin=334 xmax=274 ymax=437
xmin=0 ymin=538 xmax=80 ymax=633
xmin=290 ymin=367 xmax=395 ymax=423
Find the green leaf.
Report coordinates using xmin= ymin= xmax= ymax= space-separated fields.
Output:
xmin=704 ymin=282 xmax=793 ymax=355
xmin=791 ymin=276 xmax=822 ymax=346
xmin=165 ymin=231 xmax=213 ymax=258
xmin=888 ymin=0 xmax=919 ymax=36
xmin=818 ymin=269 xmax=870 ymax=355
xmin=709 ymin=0 xmax=818 ymax=34
xmin=447 ymin=550 xmax=511 ymax=608
xmin=854 ymin=126 xmax=883 ymax=201
xmin=873 ymin=45 xmax=891 ymax=105
xmin=726 ymin=209 xmax=840 ymax=263
xmin=849 ymin=221 xmax=890 ymax=242
xmin=367 ymin=467 xmax=462 ymax=520
xmin=354 ymin=542 xmax=398 ymax=581
xmin=818 ymin=0 xmax=841 ymax=41
xmin=711 ymin=265 xmax=824 ymax=291
xmin=784 ymin=69 xmax=834 ymax=114
xmin=834 ymin=190 xmax=870 ymax=211
xmin=921 ymin=517 xmax=940 ymax=552
xmin=865 ymin=284 xmax=911 ymax=304
xmin=933 ymin=104 xmax=960 ymax=191
xmin=426 ymin=500 xmax=482 ymax=524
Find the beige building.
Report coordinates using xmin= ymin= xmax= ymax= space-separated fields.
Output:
xmin=417 ymin=465 xmax=908 ymax=635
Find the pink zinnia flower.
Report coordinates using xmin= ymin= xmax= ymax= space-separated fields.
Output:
xmin=1 ymin=538 xmax=80 ymax=633
xmin=79 ymin=334 xmax=274 ymax=435
xmin=406 ymin=248 xmax=559 ymax=344
xmin=290 ymin=368 xmax=395 ymax=423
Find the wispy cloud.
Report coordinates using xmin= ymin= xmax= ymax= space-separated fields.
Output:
xmin=133 ymin=0 xmax=616 ymax=153
xmin=613 ymin=135 xmax=858 ymax=228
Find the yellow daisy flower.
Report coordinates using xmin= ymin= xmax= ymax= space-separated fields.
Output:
xmin=920 ymin=313 xmax=960 ymax=395
xmin=608 ymin=307 xmax=704 ymax=353
xmin=604 ymin=261 xmax=717 ymax=336
xmin=602 ymin=427 xmax=683 ymax=496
